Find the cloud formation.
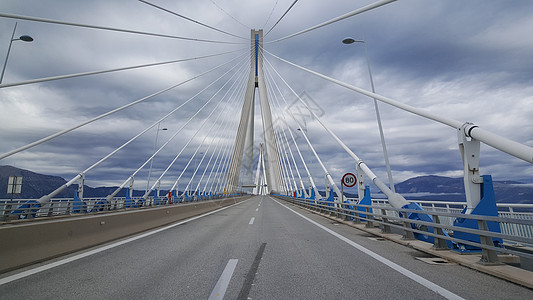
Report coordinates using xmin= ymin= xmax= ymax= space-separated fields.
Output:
xmin=0 ymin=0 xmax=532 ymax=196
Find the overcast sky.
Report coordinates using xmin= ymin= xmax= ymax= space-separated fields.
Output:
xmin=0 ymin=0 xmax=532 ymax=195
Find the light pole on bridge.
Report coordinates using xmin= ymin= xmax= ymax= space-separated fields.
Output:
xmin=146 ymin=124 xmax=167 ymax=193
xmin=342 ymin=37 xmax=395 ymax=193
xmin=1 ymin=22 xmax=34 ymax=84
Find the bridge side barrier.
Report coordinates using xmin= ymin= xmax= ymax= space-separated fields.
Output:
xmin=1 ymin=193 xmax=246 ymax=221
xmin=0 ymin=196 xmax=249 ymax=273
xmin=367 ymin=198 xmax=533 ymax=240
xmin=274 ymin=195 xmax=533 ymax=264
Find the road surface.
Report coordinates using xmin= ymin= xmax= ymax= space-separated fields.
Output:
xmin=1 ymin=196 xmax=531 ymax=299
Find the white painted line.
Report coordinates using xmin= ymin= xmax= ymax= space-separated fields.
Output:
xmin=209 ymin=259 xmax=238 ymax=300
xmin=270 ymin=197 xmax=465 ymax=300
xmin=255 ymin=208 xmax=259 ymax=212
xmin=249 ymin=217 xmax=255 ymax=225
xmin=0 ymin=200 xmax=248 ymax=286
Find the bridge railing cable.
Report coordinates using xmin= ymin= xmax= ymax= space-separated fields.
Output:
xmin=279 ymin=126 xmax=308 ymax=197
xmin=167 ymin=60 xmax=247 ymax=195
xmin=203 ymin=99 xmax=243 ymax=195
xmin=277 ymin=129 xmax=298 ymax=193
xmin=265 ymin=53 xmax=406 ymax=206
xmin=104 ymin=57 xmax=246 ymax=201
xmin=264 ymin=64 xmax=319 ymax=197
xmin=264 ymin=0 xmax=299 ymax=37
xmin=36 ymin=54 xmax=246 ymax=203
xmin=0 ymin=53 xmax=245 ymax=161
xmin=175 ymin=53 xmax=250 ymax=196
xmin=265 ymin=75 xmax=300 ymax=194
xmin=265 ymin=50 xmax=533 ymax=165
xmin=142 ymin=57 xmax=248 ymax=199
xmin=264 ymin=60 xmax=343 ymax=200
xmin=261 ymin=0 xmax=279 ymax=29
xmin=208 ymin=0 xmax=251 ymax=30
xmin=195 ymin=72 xmax=249 ymax=194
xmin=266 ymin=0 xmax=397 ymax=43
xmin=178 ymin=64 xmax=248 ymax=196
xmin=0 ymin=13 xmax=244 ymax=44
xmin=138 ymin=0 xmax=247 ymax=40
xmin=264 ymin=63 xmax=317 ymax=194
xmin=0 ymin=50 xmax=242 ymax=89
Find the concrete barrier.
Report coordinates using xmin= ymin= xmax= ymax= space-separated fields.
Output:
xmin=0 ymin=196 xmax=249 ymax=273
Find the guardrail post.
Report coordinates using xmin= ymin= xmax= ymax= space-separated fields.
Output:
xmin=431 ymin=214 xmax=448 ymax=250
xmin=477 ymin=219 xmax=500 ymax=264
xmin=365 ymin=207 xmax=374 ymax=228
xmin=344 ymin=203 xmax=352 ymax=221
xmin=3 ymin=202 xmax=12 ymax=220
xmin=401 ymin=211 xmax=415 ymax=240
xmin=47 ymin=202 xmax=54 ymax=217
xmin=351 ymin=203 xmax=361 ymax=224
xmin=381 ymin=208 xmax=391 ymax=233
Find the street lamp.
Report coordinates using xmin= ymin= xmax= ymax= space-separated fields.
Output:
xmin=342 ymin=37 xmax=396 ymax=193
xmin=146 ymin=124 xmax=168 ymax=192
xmin=1 ymin=22 xmax=34 ymax=84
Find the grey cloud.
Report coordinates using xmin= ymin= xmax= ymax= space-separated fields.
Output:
xmin=0 ymin=0 xmax=531 ymax=197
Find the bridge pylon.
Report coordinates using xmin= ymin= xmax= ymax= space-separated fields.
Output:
xmin=226 ymin=29 xmax=284 ymax=194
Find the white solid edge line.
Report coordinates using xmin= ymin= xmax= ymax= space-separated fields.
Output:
xmin=208 ymin=259 xmax=239 ymax=300
xmin=249 ymin=217 xmax=255 ymax=224
xmin=269 ymin=197 xmax=465 ymax=300
xmin=0 ymin=199 xmax=247 ymax=286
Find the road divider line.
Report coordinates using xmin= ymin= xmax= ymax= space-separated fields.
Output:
xmin=270 ymin=197 xmax=465 ymax=300
xmin=249 ymin=217 xmax=255 ymax=225
xmin=209 ymin=259 xmax=238 ymax=300
xmin=256 ymin=208 xmax=259 ymax=211
xmin=237 ymin=243 xmax=267 ymax=300
xmin=0 ymin=199 xmax=248 ymax=286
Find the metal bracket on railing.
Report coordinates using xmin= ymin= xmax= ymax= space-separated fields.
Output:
xmin=356 ymin=162 xmax=365 ymax=203
xmin=458 ymin=122 xmax=482 ymax=213
xmin=77 ymin=174 xmax=85 ymax=201
xmin=431 ymin=214 xmax=448 ymax=250
xmin=477 ymin=219 xmax=501 ymax=265
xmin=128 ymin=177 xmax=134 ymax=199
xmin=401 ymin=211 xmax=415 ymax=240
xmin=325 ymin=175 xmax=330 ymax=199
xmin=452 ymin=175 xmax=503 ymax=254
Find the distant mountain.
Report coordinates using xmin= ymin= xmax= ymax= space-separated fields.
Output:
xmin=0 ymin=165 xmax=144 ymax=199
xmin=322 ymin=175 xmax=532 ymax=204
xmin=386 ymin=175 xmax=532 ymax=204
xmin=1 ymin=165 xmax=532 ymax=204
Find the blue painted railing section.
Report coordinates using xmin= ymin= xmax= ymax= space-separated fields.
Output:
xmin=274 ymin=175 xmax=505 ymax=253
xmin=4 ymin=189 xmax=246 ymax=219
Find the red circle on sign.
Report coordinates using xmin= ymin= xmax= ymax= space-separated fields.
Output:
xmin=342 ymin=173 xmax=357 ymax=187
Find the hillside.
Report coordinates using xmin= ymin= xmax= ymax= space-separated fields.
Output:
xmin=0 ymin=165 xmax=142 ymax=199
xmin=1 ymin=165 xmax=532 ymax=204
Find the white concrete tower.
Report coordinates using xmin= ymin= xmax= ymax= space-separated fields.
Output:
xmin=226 ymin=29 xmax=284 ymax=194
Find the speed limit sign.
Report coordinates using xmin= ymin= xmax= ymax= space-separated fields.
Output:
xmin=342 ymin=173 xmax=357 ymax=187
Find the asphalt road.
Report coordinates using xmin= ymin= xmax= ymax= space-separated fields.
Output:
xmin=1 ymin=195 xmax=531 ymax=299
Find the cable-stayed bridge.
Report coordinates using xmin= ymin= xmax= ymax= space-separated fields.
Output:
xmin=1 ymin=1 xmax=533 ymax=298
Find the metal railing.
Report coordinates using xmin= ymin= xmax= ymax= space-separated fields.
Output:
xmin=366 ymin=198 xmax=533 ymax=240
xmin=0 ymin=193 xmax=245 ymax=222
xmin=279 ymin=196 xmax=533 ymax=264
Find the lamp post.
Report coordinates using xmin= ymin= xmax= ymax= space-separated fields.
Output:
xmin=146 ymin=124 xmax=168 ymax=192
xmin=1 ymin=22 xmax=34 ymax=84
xmin=342 ymin=37 xmax=395 ymax=193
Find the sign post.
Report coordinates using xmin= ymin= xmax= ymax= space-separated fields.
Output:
xmin=7 ymin=176 xmax=22 ymax=195
xmin=5 ymin=176 xmax=22 ymax=218
xmin=341 ymin=173 xmax=356 ymax=202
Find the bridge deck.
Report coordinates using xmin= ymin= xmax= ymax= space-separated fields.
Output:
xmin=1 ymin=196 xmax=531 ymax=299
